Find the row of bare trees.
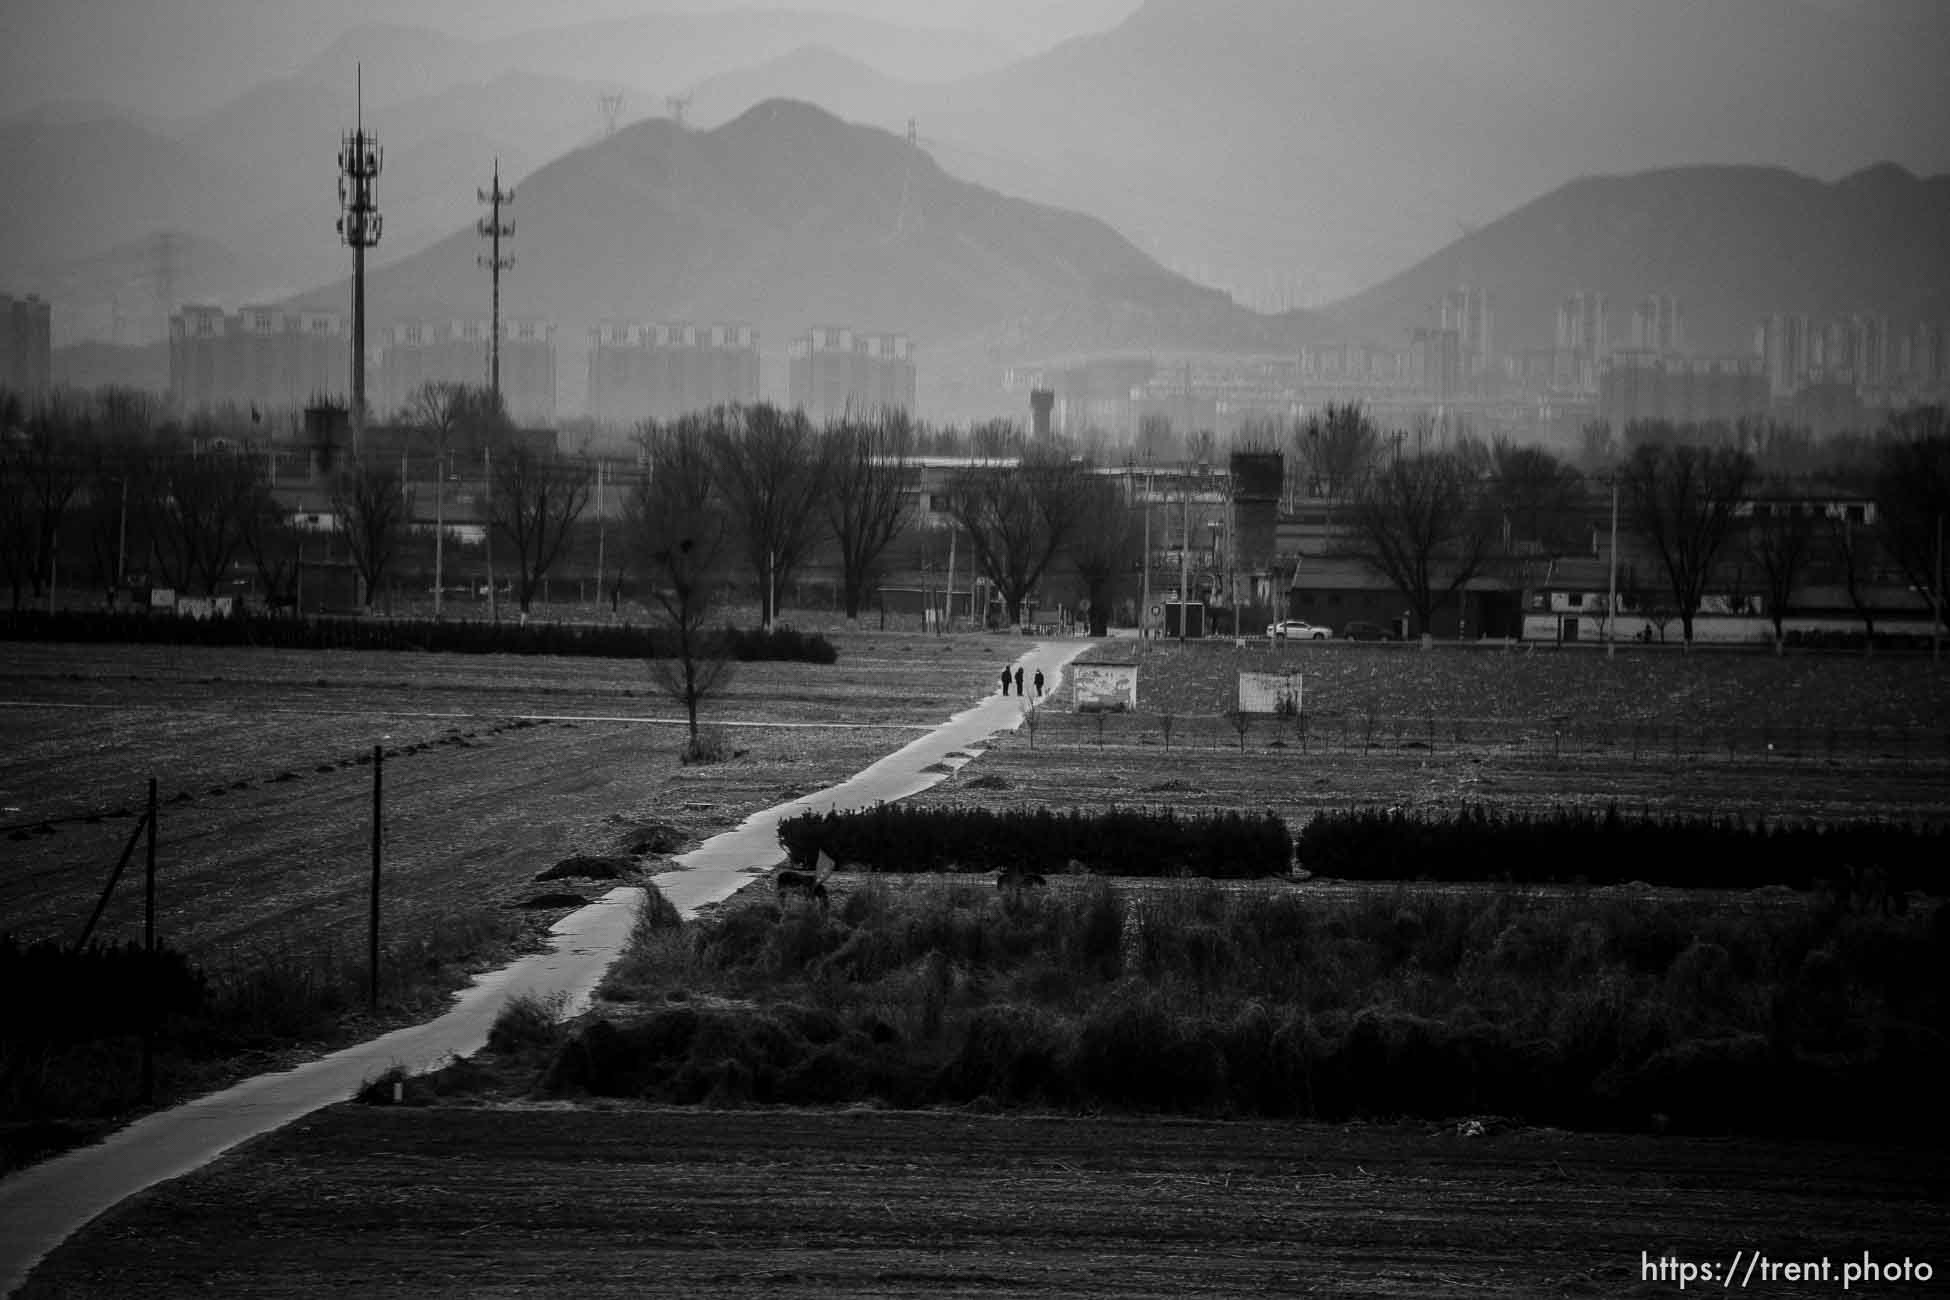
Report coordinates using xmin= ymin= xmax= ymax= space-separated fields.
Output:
xmin=1305 ymin=401 xmax=1948 ymax=645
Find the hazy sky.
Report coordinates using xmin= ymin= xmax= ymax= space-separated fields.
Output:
xmin=0 ymin=0 xmax=1143 ymax=120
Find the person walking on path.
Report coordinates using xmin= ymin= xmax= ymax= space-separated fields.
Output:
xmin=1000 ymin=665 xmax=1012 ymax=696
xmin=1033 ymin=668 xmax=1045 ymax=698
xmin=1014 ymin=667 xmax=1025 ymax=697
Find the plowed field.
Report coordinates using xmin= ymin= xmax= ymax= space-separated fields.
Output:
xmin=0 ymin=634 xmax=1016 ymax=963
xmin=20 ymin=1106 xmax=1949 ymax=1298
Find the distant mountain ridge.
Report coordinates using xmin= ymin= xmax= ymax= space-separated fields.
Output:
xmin=1318 ymin=164 xmax=1950 ymax=355
xmin=278 ymin=99 xmax=1327 ymax=417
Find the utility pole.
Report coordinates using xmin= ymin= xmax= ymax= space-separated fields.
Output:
xmin=594 ymin=458 xmax=606 ymax=616
xmin=1606 ymin=472 xmax=1619 ymax=657
xmin=484 ymin=445 xmax=499 ymax=622
xmin=477 ymin=158 xmax=514 ymax=403
xmin=337 ymin=66 xmax=382 ymax=458
xmin=433 ymin=431 xmax=446 ymax=619
xmin=1179 ymin=463 xmax=1192 ymax=643
xmin=944 ymin=525 xmax=957 ymax=632
xmin=1140 ymin=453 xmax=1152 ymax=649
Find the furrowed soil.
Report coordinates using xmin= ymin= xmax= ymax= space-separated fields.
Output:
xmin=22 ymin=1105 xmax=1948 ymax=1298
xmin=0 ymin=634 xmax=1016 ymax=959
xmin=923 ymin=642 xmax=1950 ymax=826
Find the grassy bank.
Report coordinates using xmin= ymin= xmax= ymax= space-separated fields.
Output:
xmin=509 ymin=877 xmax=1950 ymax=1142
xmin=0 ymin=907 xmax=528 ymax=1174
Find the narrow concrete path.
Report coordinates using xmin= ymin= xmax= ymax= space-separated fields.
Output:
xmin=654 ymin=639 xmax=1090 ymax=917
xmin=0 ymin=639 xmax=1085 ymax=1297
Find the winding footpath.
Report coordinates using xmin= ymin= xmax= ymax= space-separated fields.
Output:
xmin=0 ymin=639 xmax=1088 ymax=1298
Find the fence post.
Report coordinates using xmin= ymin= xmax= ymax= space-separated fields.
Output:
xmin=142 ymin=775 xmax=157 ymax=1105
xmin=369 ymin=744 xmax=382 ymax=1014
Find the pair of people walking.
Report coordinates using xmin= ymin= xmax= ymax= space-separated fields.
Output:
xmin=999 ymin=666 xmax=1047 ymax=698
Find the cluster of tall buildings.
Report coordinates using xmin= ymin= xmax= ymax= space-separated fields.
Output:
xmin=169 ymin=304 xmax=346 ymax=415
xmin=786 ymin=326 xmax=916 ymax=422
xmin=1598 ymin=353 xmax=1768 ymax=429
xmin=168 ymin=307 xmax=559 ymax=424
xmin=1752 ymin=312 xmax=1944 ymax=400
xmin=586 ymin=322 xmax=761 ymax=427
xmin=1 ymin=292 xmax=54 ymax=397
xmin=378 ymin=319 xmax=556 ymax=425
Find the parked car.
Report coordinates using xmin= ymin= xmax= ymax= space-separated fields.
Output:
xmin=1267 ymin=619 xmax=1332 ymax=640
xmin=1342 ymin=620 xmax=1396 ymax=641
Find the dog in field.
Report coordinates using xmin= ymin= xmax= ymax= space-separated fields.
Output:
xmin=777 ymin=851 xmax=837 ymax=908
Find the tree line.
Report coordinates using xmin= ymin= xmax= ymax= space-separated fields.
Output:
xmin=1283 ymin=403 xmax=1949 ymax=645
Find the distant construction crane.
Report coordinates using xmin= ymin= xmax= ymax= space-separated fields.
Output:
xmin=598 ymin=91 xmax=624 ymax=137
xmin=337 ymin=65 xmax=383 ymax=456
xmin=477 ymin=159 xmax=515 ymax=401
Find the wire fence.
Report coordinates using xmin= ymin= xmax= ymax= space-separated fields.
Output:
xmin=1017 ymin=707 xmax=1950 ymax=768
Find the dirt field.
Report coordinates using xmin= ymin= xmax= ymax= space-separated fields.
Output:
xmin=21 ymin=1105 xmax=1948 ymax=1298
xmin=906 ymin=641 xmax=1950 ymax=827
xmin=0 ymin=634 xmax=1019 ymax=962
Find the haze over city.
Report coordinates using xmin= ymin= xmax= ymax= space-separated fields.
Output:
xmin=3 ymin=0 xmax=1948 ymax=427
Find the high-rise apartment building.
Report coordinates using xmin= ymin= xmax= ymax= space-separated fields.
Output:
xmin=787 ymin=326 xmax=915 ymax=421
xmin=1630 ymin=294 xmax=1684 ymax=354
xmin=1554 ymin=291 xmax=1609 ymax=391
xmin=169 ymin=304 xmax=345 ymax=415
xmin=1 ymin=292 xmax=54 ymax=397
xmin=1439 ymin=286 xmax=1492 ymax=377
xmin=1601 ymin=353 xmax=1767 ymax=428
xmin=586 ymin=322 xmax=759 ymax=426
xmin=1755 ymin=312 xmax=1813 ymax=397
xmin=379 ymin=318 xmax=556 ymax=425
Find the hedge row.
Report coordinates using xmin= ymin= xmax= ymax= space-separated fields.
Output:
xmin=777 ymin=805 xmax=1291 ymax=878
xmin=0 ymin=610 xmax=838 ymax=664
xmin=1295 ymin=803 xmax=1944 ymax=893
xmin=0 ymin=935 xmax=209 ymax=1045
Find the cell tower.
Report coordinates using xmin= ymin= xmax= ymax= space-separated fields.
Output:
xmin=337 ymin=67 xmax=383 ymax=455
xmin=598 ymin=92 xmax=624 ymax=137
xmin=666 ymin=94 xmax=691 ymax=129
xmin=477 ymin=158 xmax=515 ymax=401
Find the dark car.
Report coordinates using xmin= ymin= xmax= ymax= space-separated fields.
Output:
xmin=1342 ymin=620 xmax=1396 ymax=641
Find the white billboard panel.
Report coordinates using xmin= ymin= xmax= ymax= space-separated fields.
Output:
xmin=1073 ymin=662 xmax=1138 ymax=713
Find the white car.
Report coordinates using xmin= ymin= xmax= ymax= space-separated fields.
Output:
xmin=1268 ymin=620 xmax=1332 ymax=640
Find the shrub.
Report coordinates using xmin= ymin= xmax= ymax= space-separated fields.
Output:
xmin=777 ymin=805 xmax=1291 ymax=878
xmin=0 ymin=610 xmax=837 ymax=664
xmin=1295 ymin=804 xmax=1944 ymax=892
xmin=486 ymin=991 xmax=567 ymax=1057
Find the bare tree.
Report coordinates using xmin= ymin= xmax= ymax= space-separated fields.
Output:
xmin=945 ymin=448 xmax=1092 ymax=626
xmin=489 ymin=445 xmax=595 ymax=615
xmin=1346 ymin=448 xmax=1495 ymax=638
xmin=1871 ymin=414 xmax=1949 ymax=629
xmin=709 ymin=403 xmax=828 ymax=629
xmin=1294 ymin=404 xmax=1378 ymax=503
xmin=1620 ymin=438 xmax=1755 ymax=644
xmin=139 ymin=437 xmax=269 ymax=597
xmin=823 ymin=410 xmax=914 ymax=623
xmin=14 ymin=400 xmax=92 ymax=607
xmin=1069 ymin=472 xmax=1140 ymax=636
xmin=333 ymin=456 xmax=412 ymax=611
xmin=1742 ymin=487 xmax=1819 ymax=649
xmin=1489 ymin=439 xmax=1588 ymax=556
xmin=239 ymin=480 xmax=301 ymax=611
xmin=631 ymin=417 xmax=735 ymax=758
xmin=1823 ymin=506 xmax=1885 ymax=644
xmin=968 ymin=419 xmax=1027 ymax=460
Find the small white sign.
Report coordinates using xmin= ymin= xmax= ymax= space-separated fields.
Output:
xmin=1237 ymin=671 xmax=1302 ymax=715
